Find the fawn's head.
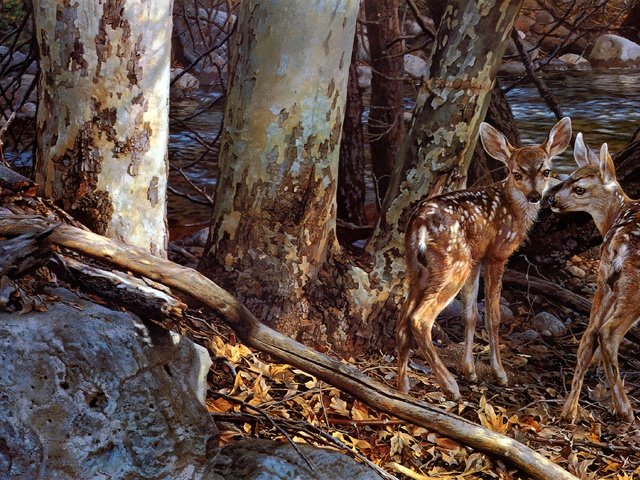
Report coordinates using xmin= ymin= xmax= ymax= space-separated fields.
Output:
xmin=547 ymin=133 xmax=618 ymax=214
xmin=480 ymin=117 xmax=572 ymax=204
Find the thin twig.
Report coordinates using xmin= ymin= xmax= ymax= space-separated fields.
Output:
xmin=209 ymin=391 xmax=316 ymax=471
xmin=405 ymin=0 xmax=436 ymax=38
xmin=510 ymin=28 xmax=564 ymax=121
xmin=170 ymin=18 xmax=236 ymax=87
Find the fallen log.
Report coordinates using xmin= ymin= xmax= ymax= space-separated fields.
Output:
xmin=503 ymin=269 xmax=591 ymax=314
xmin=0 ymin=227 xmax=55 ymax=277
xmin=0 ymin=214 xmax=577 ymax=480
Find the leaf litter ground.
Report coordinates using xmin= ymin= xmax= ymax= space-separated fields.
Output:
xmin=183 ymin=255 xmax=640 ymax=480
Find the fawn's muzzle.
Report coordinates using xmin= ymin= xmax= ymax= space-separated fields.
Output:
xmin=546 ymin=195 xmax=557 ymax=207
xmin=527 ymin=192 xmax=541 ymax=204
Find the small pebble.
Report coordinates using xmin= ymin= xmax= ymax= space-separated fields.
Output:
xmin=570 ymin=255 xmax=583 ymax=264
xmin=509 ymin=329 xmax=540 ymax=343
xmin=533 ymin=312 xmax=566 ymax=337
xmin=568 ymin=265 xmax=587 ymax=278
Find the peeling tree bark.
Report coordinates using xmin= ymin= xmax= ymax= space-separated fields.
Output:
xmin=33 ymin=0 xmax=171 ymax=257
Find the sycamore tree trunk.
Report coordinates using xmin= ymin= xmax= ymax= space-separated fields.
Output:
xmin=33 ymin=0 xmax=171 ymax=257
xmin=200 ymin=0 xmax=371 ymax=349
xmin=202 ymin=0 xmax=522 ymax=355
xmin=367 ymin=0 xmax=523 ymax=303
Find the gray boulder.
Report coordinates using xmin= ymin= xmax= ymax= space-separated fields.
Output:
xmin=499 ymin=60 xmax=527 ymax=77
xmin=0 ymin=47 xmax=36 ymax=74
xmin=588 ymin=34 xmax=640 ymax=68
xmin=0 ymin=288 xmax=218 ymax=479
xmin=559 ymin=53 xmax=592 ymax=71
xmin=215 ymin=438 xmax=383 ymax=479
xmin=533 ymin=312 xmax=567 ymax=337
xmin=0 ymin=73 xmax=37 ymax=107
xmin=404 ymin=54 xmax=427 ymax=79
xmin=541 ymin=57 xmax=569 ymax=72
xmin=171 ymin=68 xmax=200 ymax=98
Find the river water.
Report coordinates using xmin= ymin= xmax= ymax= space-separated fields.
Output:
xmin=506 ymin=70 xmax=640 ymax=172
xmin=168 ymin=70 xmax=640 ymax=228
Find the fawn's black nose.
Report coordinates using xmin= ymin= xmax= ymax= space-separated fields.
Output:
xmin=545 ymin=194 xmax=557 ymax=207
xmin=527 ymin=192 xmax=541 ymax=204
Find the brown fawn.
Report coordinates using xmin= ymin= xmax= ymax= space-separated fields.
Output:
xmin=548 ymin=133 xmax=639 ymax=422
xmin=397 ymin=117 xmax=572 ymax=399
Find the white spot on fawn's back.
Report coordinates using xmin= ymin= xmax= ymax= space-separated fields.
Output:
xmin=418 ymin=225 xmax=429 ymax=254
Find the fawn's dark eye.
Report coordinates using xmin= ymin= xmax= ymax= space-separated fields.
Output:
xmin=543 ymin=169 xmax=551 ymax=177
xmin=574 ymin=186 xmax=585 ymax=195
xmin=513 ymin=172 xmax=522 ymax=180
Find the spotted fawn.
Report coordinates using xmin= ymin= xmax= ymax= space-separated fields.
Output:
xmin=397 ymin=117 xmax=572 ymax=399
xmin=548 ymin=133 xmax=640 ymax=422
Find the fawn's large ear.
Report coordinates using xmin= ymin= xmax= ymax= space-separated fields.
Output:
xmin=544 ymin=117 xmax=572 ymax=158
xmin=573 ymin=132 xmax=599 ymax=168
xmin=599 ymin=143 xmax=617 ymax=186
xmin=479 ymin=122 xmax=514 ymax=164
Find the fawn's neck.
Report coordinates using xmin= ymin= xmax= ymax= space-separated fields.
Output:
xmin=500 ymin=179 xmax=541 ymax=231
xmin=592 ymin=185 xmax=630 ymax=236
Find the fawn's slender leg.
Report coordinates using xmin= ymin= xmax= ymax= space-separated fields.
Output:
xmin=598 ymin=290 xmax=640 ymax=421
xmin=406 ymin=258 xmax=470 ymax=400
xmin=484 ymin=261 xmax=508 ymax=385
xmin=561 ymin=283 xmax=615 ymax=421
xmin=397 ymin=285 xmax=420 ymax=393
xmin=409 ymin=287 xmax=463 ymax=400
xmin=461 ymin=263 xmax=481 ymax=382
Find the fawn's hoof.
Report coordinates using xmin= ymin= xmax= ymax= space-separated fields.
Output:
xmin=464 ymin=370 xmax=478 ymax=383
xmin=397 ymin=377 xmax=410 ymax=394
xmin=441 ymin=378 xmax=461 ymax=401
xmin=615 ymin=404 xmax=635 ymax=423
xmin=560 ymin=404 xmax=578 ymax=423
xmin=494 ymin=369 xmax=509 ymax=387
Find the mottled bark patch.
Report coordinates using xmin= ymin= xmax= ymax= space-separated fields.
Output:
xmin=127 ymin=34 xmax=144 ymax=85
xmin=70 ymin=38 xmax=88 ymax=72
xmin=95 ymin=0 xmax=131 ymax=77
xmin=52 ymin=1 xmax=86 ymax=73
xmin=51 ymin=123 xmax=114 ymax=234
xmin=90 ymin=99 xmax=118 ymax=143
xmin=122 ymin=121 xmax=152 ymax=174
xmin=147 ymin=176 xmax=159 ymax=205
